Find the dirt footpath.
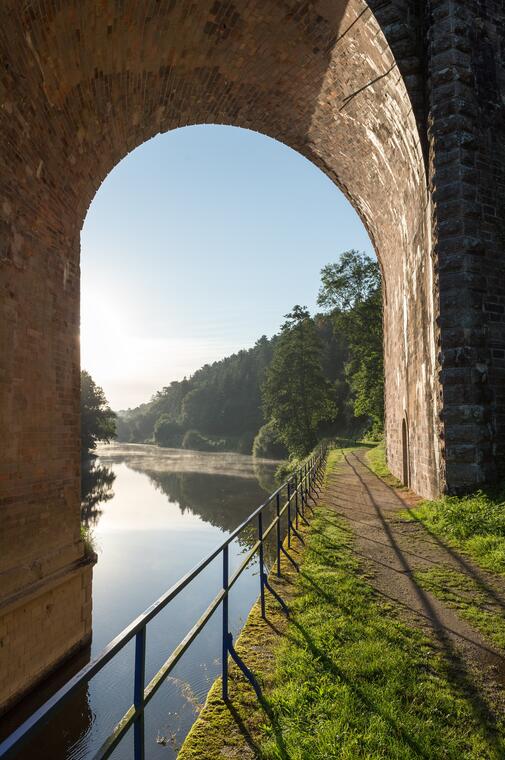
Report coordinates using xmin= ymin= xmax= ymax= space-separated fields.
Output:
xmin=326 ymin=449 xmax=505 ymax=717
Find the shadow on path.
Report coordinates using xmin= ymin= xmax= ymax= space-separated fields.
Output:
xmin=328 ymin=448 xmax=505 ymax=750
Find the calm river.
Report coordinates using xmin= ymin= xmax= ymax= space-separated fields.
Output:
xmin=1 ymin=443 xmax=280 ymax=759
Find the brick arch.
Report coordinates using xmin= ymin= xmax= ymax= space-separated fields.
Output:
xmin=2 ymin=0 xmax=503 ymax=714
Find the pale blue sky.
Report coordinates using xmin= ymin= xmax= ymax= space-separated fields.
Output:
xmin=81 ymin=125 xmax=373 ymax=410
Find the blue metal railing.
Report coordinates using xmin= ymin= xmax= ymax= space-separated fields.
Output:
xmin=0 ymin=444 xmax=328 ymax=759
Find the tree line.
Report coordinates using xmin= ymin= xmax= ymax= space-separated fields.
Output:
xmin=111 ymin=250 xmax=383 ymax=459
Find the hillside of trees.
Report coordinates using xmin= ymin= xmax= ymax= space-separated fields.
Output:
xmin=115 ymin=251 xmax=383 ymax=458
xmin=116 ymin=335 xmax=277 ymax=453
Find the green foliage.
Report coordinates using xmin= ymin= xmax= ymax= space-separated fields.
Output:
xmin=318 ymin=250 xmax=381 ymax=311
xmin=236 ymin=432 xmax=256 ymax=455
xmin=366 ymin=442 xmax=404 ymax=488
xmin=154 ymin=415 xmax=183 ymax=447
xmin=252 ymin=421 xmax=288 ymax=460
xmin=80 ymin=524 xmax=97 ymax=557
xmin=181 ymin=429 xmax=228 ymax=452
xmin=80 ymin=370 xmax=116 ymax=459
xmin=262 ymin=306 xmax=336 ymax=457
xmin=404 ymin=488 xmax=505 ymax=575
xmin=116 ymin=252 xmax=386 ymax=453
xmin=318 ymin=250 xmax=384 ymax=434
xmin=116 ymin=336 xmax=275 ymax=450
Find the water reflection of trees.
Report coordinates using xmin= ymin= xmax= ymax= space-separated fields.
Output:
xmin=80 ymin=450 xmax=281 ymax=560
xmin=253 ymin=459 xmax=278 ymax=494
xmin=81 ymin=460 xmax=116 ymax=526
xmin=133 ymin=468 xmax=278 ymax=553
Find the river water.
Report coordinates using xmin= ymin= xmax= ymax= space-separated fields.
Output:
xmin=1 ymin=443 xmax=280 ymax=759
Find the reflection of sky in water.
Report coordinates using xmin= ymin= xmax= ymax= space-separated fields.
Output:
xmin=3 ymin=443 xmax=279 ymax=760
xmin=93 ymin=463 xmax=209 ymax=533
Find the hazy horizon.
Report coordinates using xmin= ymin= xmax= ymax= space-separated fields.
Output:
xmin=81 ymin=125 xmax=373 ymax=410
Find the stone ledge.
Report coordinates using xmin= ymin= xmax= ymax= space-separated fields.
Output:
xmin=0 ymin=558 xmax=95 ymax=716
xmin=0 ymin=553 xmax=95 ymax=619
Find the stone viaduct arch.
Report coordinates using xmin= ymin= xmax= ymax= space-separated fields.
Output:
xmin=1 ymin=0 xmax=504 ymax=713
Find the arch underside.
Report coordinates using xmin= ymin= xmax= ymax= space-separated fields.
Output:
xmin=0 ymin=0 xmax=440 ymax=712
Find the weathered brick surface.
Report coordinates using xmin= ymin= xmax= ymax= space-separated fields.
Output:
xmin=0 ymin=0 xmax=503 ymax=711
xmin=0 ymin=560 xmax=93 ymax=715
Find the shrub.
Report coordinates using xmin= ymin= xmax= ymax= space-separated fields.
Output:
xmin=253 ymin=422 xmax=288 ymax=460
xmin=182 ymin=430 xmax=227 ymax=452
xmin=154 ymin=415 xmax=183 ymax=447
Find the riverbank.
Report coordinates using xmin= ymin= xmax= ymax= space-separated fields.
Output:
xmin=179 ymin=446 xmax=505 ymax=759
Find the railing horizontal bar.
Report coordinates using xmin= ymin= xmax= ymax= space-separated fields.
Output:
xmin=143 ymin=588 xmax=226 ymax=707
xmin=222 ymin=456 xmax=319 ymax=547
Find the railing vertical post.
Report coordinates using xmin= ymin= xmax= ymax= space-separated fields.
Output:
xmin=258 ymin=512 xmax=266 ymax=618
xmin=294 ymin=473 xmax=299 ymax=530
xmin=133 ymin=627 xmax=146 ymax=760
xmin=295 ymin=472 xmax=300 ymax=521
xmin=287 ymin=481 xmax=291 ymax=548
xmin=222 ymin=545 xmax=229 ymax=701
xmin=276 ymin=492 xmax=281 ymax=577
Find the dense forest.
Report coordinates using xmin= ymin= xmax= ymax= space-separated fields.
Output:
xmin=115 ymin=251 xmax=383 ymax=459
xmin=116 ymin=334 xmax=277 ymax=453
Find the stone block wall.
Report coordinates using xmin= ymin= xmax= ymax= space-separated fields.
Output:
xmin=428 ymin=0 xmax=505 ymax=491
xmin=0 ymin=560 xmax=93 ymax=715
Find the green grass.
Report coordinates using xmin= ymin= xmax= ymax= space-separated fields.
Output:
xmin=276 ymin=439 xmax=372 ymax=482
xmin=366 ymin=442 xmax=505 ymax=576
xmin=366 ymin=442 xmax=404 ymax=489
xmin=403 ymin=489 xmax=505 ymax=576
xmin=180 ymin=448 xmax=505 ymax=759
xmin=80 ymin=524 xmax=96 ymax=556
xmin=260 ymin=507 xmax=504 ymax=759
xmin=415 ymin=566 xmax=505 ymax=651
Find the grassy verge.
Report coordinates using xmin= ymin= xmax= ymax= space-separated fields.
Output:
xmin=366 ymin=442 xmax=505 ymax=576
xmin=414 ymin=566 xmax=505 ymax=650
xmin=179 ymin=448 xmax=504 ymax=759
xmin=260 ymin=511 xmax=504 ymax=758
xmin=402 ymin=489 xmax=505 ymax=576
xmin=365 ymin=442 xmax=404 ymax=489
xmin=177 ymin=485 xmax=307 ymax=759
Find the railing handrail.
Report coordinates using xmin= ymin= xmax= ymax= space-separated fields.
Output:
xmin=0 ymin=443 xmax=329 ymax=760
